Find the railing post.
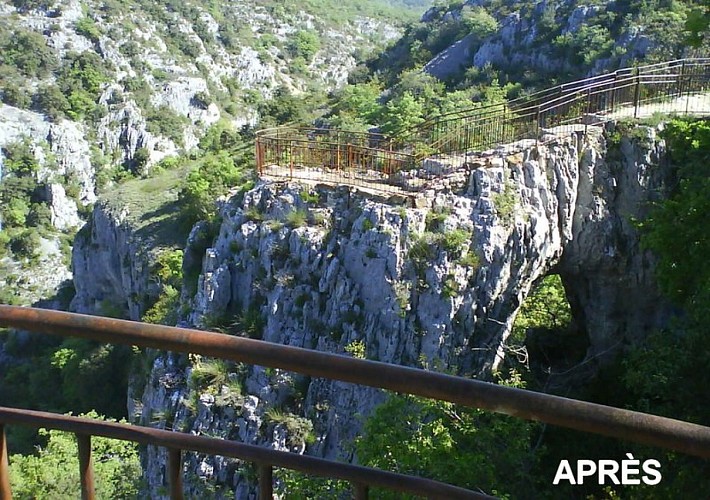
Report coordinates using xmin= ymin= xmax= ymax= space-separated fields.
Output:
xmin=289 ymin=141 xmax=294 ymax=179
xmin=0 ymin=424 xmax=11 ymax=500
xmin=77 ymin=434 xmax=95 ymax=500
xmin=168 ymin=448 xmax=184 ymax=500
xmin=255 ymin=139 xmax=262 ymax=175
xmin=634 ymin=68 xmax=641 ymax=120
xmin=258 ymin=463 xmax=273 ymax=499
xmin=336 ymin=132 xmax=341 ymax=171
xmin=585 ymin=87 xmax=592 ymax=137
xmin=681 ymin=60 xmax=691 ymax=115
xmin=353 ymin=482 xmax=369 ymax=500
xmin=535 ymin=105 xmax=541 ymax=145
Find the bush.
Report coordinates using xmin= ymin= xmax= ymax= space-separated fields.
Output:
xmin=286 ymin=30 xmax=320 ymax=63
xmin=0 ymin=29 xmax=57 ymax=77
xmin=441 ymin=229 xmax=470 ymax=255
xmin=34 ymin=84 xmax=70 ymax=121
xmin=356 ymin=372 xmax=538 ymax=499
xmin=75 ymin=16 xmax=102 ymax=43
xmin=178 ymin=151 xmax=245 ymax=227
xmin=285 ymin=209 xmax=308 ymax=228
xmin=1 ymin=82 xmax=31 ymax=108
xmin=145 ymin=105 xmax=189 ymax=145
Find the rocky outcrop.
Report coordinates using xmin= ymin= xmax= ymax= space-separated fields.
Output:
xmin=558 ymin=124 xmax=674 ymax=369
xmin=70 ymin=202 xmax=158 ymax=320
xmin=422 ymin=0 xmax=678 ymax=81
xmin=46 ymin=183 xmax=82 ymax=230
xmin=122 ymin=123 xmax=674 ymax=497
xmin=0 ymin=105 xmax=96 ymax=203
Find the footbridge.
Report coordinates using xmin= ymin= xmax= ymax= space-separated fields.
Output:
xmin=256 ymin=58 xmax=710 ymax=193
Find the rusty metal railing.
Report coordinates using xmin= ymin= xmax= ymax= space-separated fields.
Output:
xmin=0 ymin=407 xmax=485 ymax=500
xmin=255 ymin=58 xmax=710 ymax=190
xmin=255 ymin=126 xmax=417 ymax=193
xmin=1 ymin=305 xmax=709 ymax=499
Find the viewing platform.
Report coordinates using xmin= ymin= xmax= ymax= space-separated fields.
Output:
xmin=256 ymin=58 xmax=710 ymax=194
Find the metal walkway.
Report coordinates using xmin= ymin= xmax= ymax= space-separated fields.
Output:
xmin=256 ymin=58 xmax=710 ymax=193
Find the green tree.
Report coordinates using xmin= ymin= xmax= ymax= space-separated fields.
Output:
xmin=642 ymin=119 xmax=710 ymax=319
xmin=686 ymin=0 xmax=710 ymax=46
xmin=511 ymin=274 xmax=572 ymax=342
xmin=178 ymin=151 xmax=244 ymax=226
xmin=379 ymin=91 xmax=425 ymax=136
xmin=287 ymin=30 xmax=321 ymax=63
xmin=356 ymin=371 xmax=538 ymax=499
xmin=0 ymin=29 xmax=57 ymax=77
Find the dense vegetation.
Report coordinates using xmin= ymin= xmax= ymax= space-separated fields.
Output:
xmin=8 ymin=413 xmax=142 ymax=498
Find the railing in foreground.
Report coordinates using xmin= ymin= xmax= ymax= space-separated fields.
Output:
xmin=1 ymin=306 xmax=709 ymax=500
xmin=255 ymin=57 xmax=710 ymax=191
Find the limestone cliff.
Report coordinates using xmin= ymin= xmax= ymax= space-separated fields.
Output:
xmin=92 ymin=123 xmax=671 ymax=496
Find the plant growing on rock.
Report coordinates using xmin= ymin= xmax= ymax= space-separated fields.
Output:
xmin=286 ymin=209 xmax=309 ymax=228
xmin=345 ymin=340 xmax=366 ymax=359
xmin=493 ymin=180 xmax=518 ymax=227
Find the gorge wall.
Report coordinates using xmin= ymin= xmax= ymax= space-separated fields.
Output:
xmin=71 ymin=122 xmax=675 ymax=496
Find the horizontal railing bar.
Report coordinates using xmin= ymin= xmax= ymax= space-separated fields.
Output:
xmin=0 ymin=406 xmax=489 ymax=499
xmin=1 ymin=306 xmax=709 ymax=458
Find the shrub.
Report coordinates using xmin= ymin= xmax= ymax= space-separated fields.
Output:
xmin=345 ymin=340 xmax=366 ymax=359
xmin=286 ymin=30 xmax=320 ymax=63
xmin=34 ymin=84 xmax=70 ymax=121
xmin=9 ymin=228 xmax=41 ymax=260
xmin=145 ymin=105 xmax=188 ymax=145
xmin=356 ymin=373 xmax=537 ymax=499
xmin=265 ymin=409 xmax=315 ymax=448
xmin=178 ymin=151 xmax=245 ymax=227
xmin=189 ymin=358 xmax=230 ymax=393
xmin=493 ymin=181 xmax=518 ymax=226
xmin=0 ymin=29 xmax=57 ymax=77
xmin=425 ymin=206 xmax=450 ymax=232
xmin=75 ymin=16 xmax=102 ymax=43
xmin=1 ymin=82 xmax=31 ymax=108
xmin=286 ymin=209 xmax=308 ymax=228
xmin=441 ymin=229 xmax=470 ymax=255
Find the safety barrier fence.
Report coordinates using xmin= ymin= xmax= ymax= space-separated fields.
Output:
xmin=255 ymin=57 xmax=710 ymax=190
xmin=255 ymin=126 xmax=416 ymax=193
xmin=0 ymin=305 xmax=709 ymax=499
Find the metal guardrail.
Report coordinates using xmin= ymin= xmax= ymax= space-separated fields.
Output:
xmin=403 ymin=58 xmax=710 ymax=158
xmin=255 ymin=58 xmax=710 ymax=190
xmin=255 ymin=126 xmax=417 ymax=193
xmin=0 ymin=305 xmax=709 ymax=499
xmin=0 ymin=408 xmax=485 ymax=500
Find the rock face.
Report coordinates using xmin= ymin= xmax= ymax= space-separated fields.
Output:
xmin=0 ymin=105 xmax=96 ymax=203
xmin=70 ymin=202 xmax=158 ymax=320
xmin=95 ymin=123 xmax=672 ymax=497
xmin=558 ymin=125 xmax=674 ymax=369
xmin=421 ymin=0 xmax=681 ymax=81
xmin=46 ymin=183 xmax=82 ymax=230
